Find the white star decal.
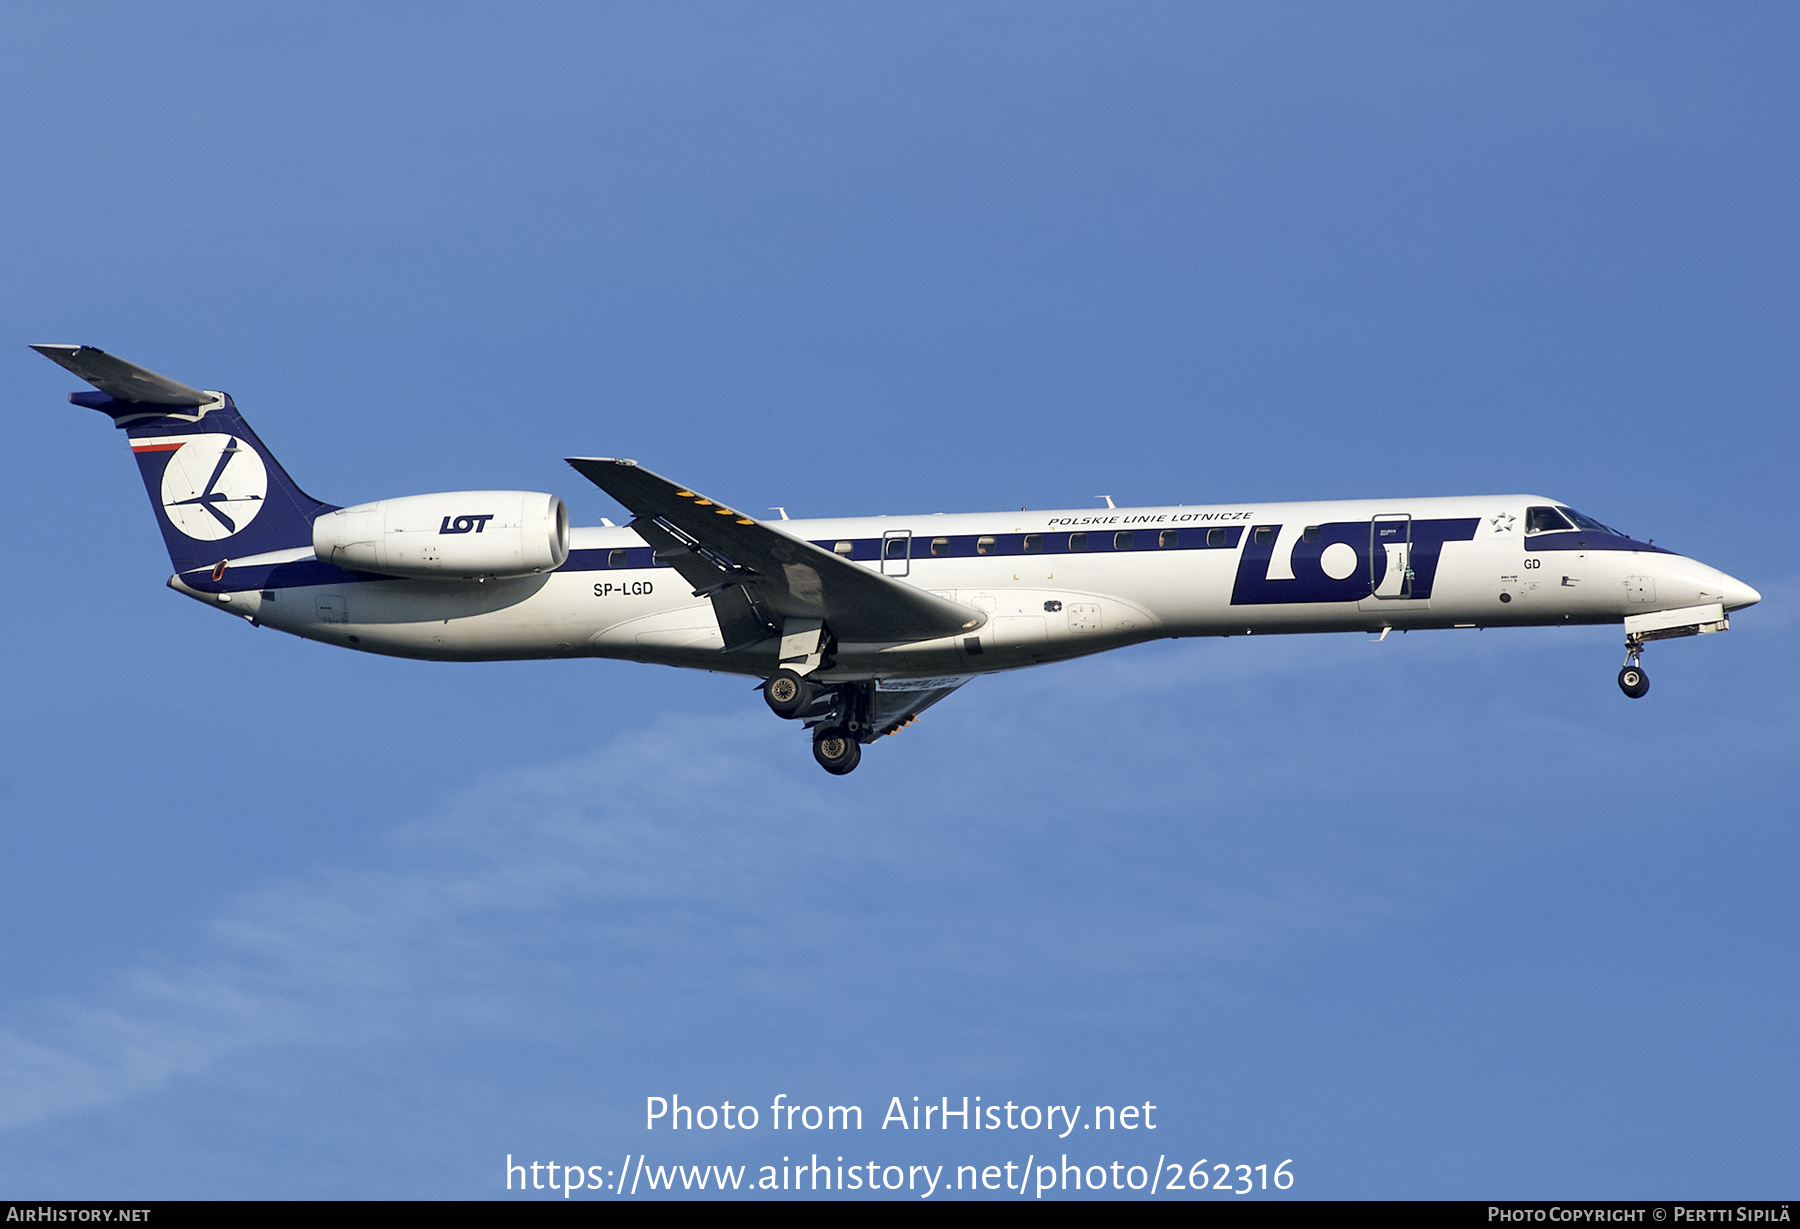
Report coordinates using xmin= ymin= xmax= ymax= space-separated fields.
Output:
xmin=1490 ymin=512 xmax=1516 ymax=533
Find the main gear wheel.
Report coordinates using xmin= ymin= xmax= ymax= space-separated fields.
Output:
xmin=764 ymin=668 xmax=813 ymax=719
xmin=811 ymin=726 xmax=862 ymax=775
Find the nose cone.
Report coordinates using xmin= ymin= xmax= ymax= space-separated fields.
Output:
xmin=1721 ymin=573 xmax=1761 ymax=611
xmin=1660 ymin=555 xmax=1762 ymax=612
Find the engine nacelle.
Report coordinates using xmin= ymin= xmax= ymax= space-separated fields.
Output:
xmin=313 ymin=491 xmax=569 ymax=580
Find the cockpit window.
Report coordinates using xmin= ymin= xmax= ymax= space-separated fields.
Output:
xmin=1556 ymin=506 xmax=1626 ymax=537
xmin=1525 ymin=506 xmax=1574 ymax=533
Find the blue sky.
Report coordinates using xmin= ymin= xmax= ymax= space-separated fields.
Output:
xmin=1 ymin=2 xmax=1794 ymax=1199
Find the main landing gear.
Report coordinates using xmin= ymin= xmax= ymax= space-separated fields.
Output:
xmin=761 ymin=673 xmax=875 ymax=775
xmin=760 ymin=620 xmax=871 ymax=774
xmin=1618 ymin=635 xmax=1649 ymax=699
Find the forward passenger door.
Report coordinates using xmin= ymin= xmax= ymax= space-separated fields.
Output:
xmin=1369 ymin=514 xmax=1413 ymax=599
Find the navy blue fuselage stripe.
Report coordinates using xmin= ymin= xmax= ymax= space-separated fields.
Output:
xmin=217 ymin=518 xmax=1660 ymax=599
xmin=1524 ymin=530 xmax=1669 ymax=554
xmin=564 ymin=546 xmax=660 ymax=571
xmin=566 ymin=528 xmax=1247 ymax=570
xmin=180 ymin=557 xmax=389 ymax=594
xmin=208 ymin=528 xmax=1250 ymax=591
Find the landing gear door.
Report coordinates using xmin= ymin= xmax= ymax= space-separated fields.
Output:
xmin=1370 ymin=514 xmax=1413 ymax=599
xmin=881 ymin=529 xmax=912 ymax=577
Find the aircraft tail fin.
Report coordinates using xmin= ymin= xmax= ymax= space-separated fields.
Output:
xmin=35 ymin=345 xmax=334 ymax=576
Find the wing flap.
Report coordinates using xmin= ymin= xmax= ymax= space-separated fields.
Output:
xmin=708 ymin=584 xmax=783 ymax=653
xmin=869 ymin=676 xmax=973 ymax=737
xmin=566 ymin=457 xmax=984 ymax=644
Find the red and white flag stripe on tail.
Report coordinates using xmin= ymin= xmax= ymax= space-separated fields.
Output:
xmin=130 ymin=434 xmax=218 ymax=454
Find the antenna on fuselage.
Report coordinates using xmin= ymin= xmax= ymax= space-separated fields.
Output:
xmin=1096 ymin=495 xmax=1116 ymax=509
xmin=769 ymin=507 xmax=790 ymax=520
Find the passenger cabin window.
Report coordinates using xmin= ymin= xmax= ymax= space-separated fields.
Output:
xmin=1114 ymin=531 xmax=1133 ymax=550
xmin=1068 ymin=532 xmax=1088 ymax=552
xmin=834 ymin=541 xmax=854 ymax=557
xmin=931 ymin=537 xmax=951 ymax=557
xmin=1206 ymin=528 xmax=1230 ymax=547
xmin=1302 ymin=525 xmax=1321 ymax=543
xmin=1159 ymin=529 xmax=1178 ymax=548
xmin=1526 ymin=506 xmax=1575 ymax=534
xmin=608 ymin=549 xmax=629 ymax=568
xmin=1253 ymin=526 xmax=1275 ymax=546
xmin=884 ymin=538 xmax=909 ymax=559
xmin=1023 ymin=534 xmax=1043 ymax=553
xmin=976 ymin=536 xmax=996 ymax=555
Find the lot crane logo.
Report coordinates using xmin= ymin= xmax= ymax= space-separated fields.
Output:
xmin=144 ymin=434 xmax=269 ymax=541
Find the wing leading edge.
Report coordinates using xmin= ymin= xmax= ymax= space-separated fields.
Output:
xmin=565 ymin=457 xmax=985 ymax=648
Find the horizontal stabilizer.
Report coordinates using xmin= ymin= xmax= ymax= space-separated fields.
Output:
xmin=31 ymin=344 xmax=212 ymax=405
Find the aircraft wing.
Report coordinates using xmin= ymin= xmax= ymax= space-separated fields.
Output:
xmin=31 ymin=344 xmax=212 ymax=405
xmin=565 ymin=457 xmax=986 ymax=646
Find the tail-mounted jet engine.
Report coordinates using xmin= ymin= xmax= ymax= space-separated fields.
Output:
xmin=313 ymin=491 xmax=569 ymax=580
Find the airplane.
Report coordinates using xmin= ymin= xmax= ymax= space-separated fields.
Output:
xmin=34 ymin=344 xmax=1762 ymax=775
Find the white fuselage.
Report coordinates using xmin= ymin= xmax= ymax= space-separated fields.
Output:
xmin=186 ymin=493 xmax=1758 ymax=682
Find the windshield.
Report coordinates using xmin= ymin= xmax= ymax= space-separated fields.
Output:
xmin=1556 ymin=506 xmax=1627 ymax=537
xmin=1525 ymin=506 xmax=1573 ymax=533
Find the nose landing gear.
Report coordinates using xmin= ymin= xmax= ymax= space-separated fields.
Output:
xmin=1618 ymin=635 xmax=1649 ymax=699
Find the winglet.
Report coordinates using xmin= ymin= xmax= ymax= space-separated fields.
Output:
xmin=30 ymin=344 xmax=213 ymax=406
